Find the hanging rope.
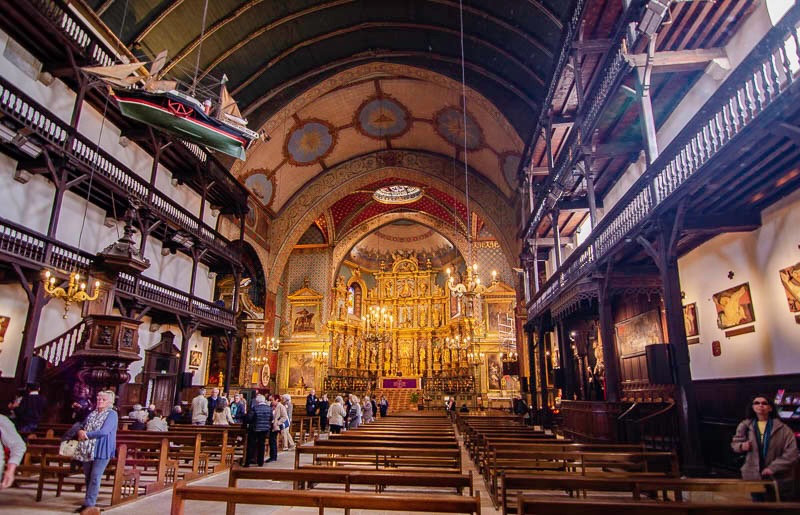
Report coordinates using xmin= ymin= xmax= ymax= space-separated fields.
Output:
xmin=458 ymin=0 xmax=472 ymax=266
xmin=191 ymin=0 xmax=210 ymax=96
xmin=77 ymin=93 xmax=114 ymax=248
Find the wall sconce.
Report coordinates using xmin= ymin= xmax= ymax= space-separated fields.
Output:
xmin=207 ymin=271 xmax=217 ymax=280
xmin=211 ymin=208 xmax=220 ymax=218
xmin=149 ymin=323 xmax=161 ymax=332
xmin=171 ymin=177 xmax=180 ymax=187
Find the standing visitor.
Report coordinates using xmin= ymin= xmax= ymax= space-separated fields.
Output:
xmin=281 ymin=394 xmax=295 ymax=449
xmin=244 ymin=394 xmax=272 ymax=467
xmin=379 ymin=395 xmax=389 ymax=417
xmin=318 ymin=394 xmax=330 ymax=431
xmin=191 ymin=388 xmax=208 ymax=425
xmin=732 ymin=394 xmax=798 ymax=500
xmin=206 ymin=388 xmax=220 ymax=425
xmin=327 ymin=396 xmax=346 ymax=434
xmin=212 ymin=398 xmax=234 ymax=425
xmin=74 ymin=390 xmax=118 ymax=512
xmin=230 ymin=393 xmax=247 ymax=425
xmin=305 ymin=389 xmax=318 ymax=416
xmin=0 ymin=413 xmax=26 ymax=488
xmin=348 ymin=394 xmax=362 ymax=429
xmin=14 ymin=383 xmax=47 ymax=432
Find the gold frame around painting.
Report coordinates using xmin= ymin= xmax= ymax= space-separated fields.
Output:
xmin=188 ymin=350 xmax=203 ymax=369
xmin=779 ymin=262 xmax=800 ymax=313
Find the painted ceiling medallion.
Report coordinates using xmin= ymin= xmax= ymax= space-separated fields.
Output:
xmin=373 ymin=185 xmax=424 ymax=205
xmin=244 ymin=172 xmax=274 ymax=206
xmin=356 ymin=96 xmax=410 ymax=139
xmin=285 ymin=119 xmax=335 ymax=165
xmin=434 ymin=106 xmax=483 ymax=150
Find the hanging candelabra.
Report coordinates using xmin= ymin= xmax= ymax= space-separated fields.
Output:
xmin=43 ymin=270 xmax=101 ymax=318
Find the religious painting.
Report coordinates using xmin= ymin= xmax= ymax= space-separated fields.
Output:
xmin=292 ymin=304 xmax=318 ymax=334
xmin=287 ymin=353 xmax=315 ymax=390
xmin=683 ymin=303 xmax=699 ymax=337
xmin=0 ymin=315 xmax=10 ymax=343
xmin=206 ymin=336 xmax=240 ymax=386
xmin=486 ymin=353 xmax=503 ymax=390
xmin=712 ymin=282 xmax=756 ymax=329
xmin=188 ymin=350 xmax=202 ymax=370
xmin=486 ymin=300 xmax=514 ymax=334
xmin=779 ymin=262 xmax=800 ymax=313
xmin=614 ymin=309 xmax=664 ymax=357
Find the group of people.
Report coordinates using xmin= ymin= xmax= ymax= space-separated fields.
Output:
xmin=307 ymin=390 xmax=389 ymax=434
xmin=189 ymin=388 xmax=248 ymax=426
xmin=242 ymin=393 xmax=296 ymax=466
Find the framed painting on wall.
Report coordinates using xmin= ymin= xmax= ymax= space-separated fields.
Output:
xmin=614 ymin=309 xmax=664 ymax=357
xmin=0 ymin=315 xmax=9 ymax=342
xmin=288 ymin=352 xmax=315 ymax=390
xmin=188 ymin=350 xmax=202 ymax=369
xmin=779 ymin=262 xmax=800 ymax=313
xmin=712 ymin=282 xmax=755 ymax=329
xmin=486 ymin=352 xmax=503 ymax=390
xmin=683 ymin=303 xmax=699 ymax=337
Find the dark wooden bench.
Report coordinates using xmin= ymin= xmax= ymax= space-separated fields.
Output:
xmin=500 ymin=475 xmax=781 ymax=515
xmin=171 ymin=479 xmax=481 ymax=515
xmin=295 ymin=444 xmax=462 ymax=471
xmin=516 ymin=497 xmax=800 ymax=514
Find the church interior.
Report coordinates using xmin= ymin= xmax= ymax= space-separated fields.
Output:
xmin=0 ymin=0 xmax=799 ymax=513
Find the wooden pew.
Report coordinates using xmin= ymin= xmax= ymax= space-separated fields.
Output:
xmin=516 ymin=497 xmax=800 ymax=514
xmin=171 ymin=479 xmax=482 ymax=515
xmin=295 ymin=444 xmax=463 ymax=472
xmin=500 ymin=475 xmax=781 ymax=515
xmin=487 ymin=450 xmax=679 ymax=503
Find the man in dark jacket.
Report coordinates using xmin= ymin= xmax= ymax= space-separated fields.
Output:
xmin=305 ymin=389 xmax=318 ymax=416
xmin=244 ymin=394 xmax=273 ymax=467
xmin=206 ymin=388 xmax=220 ymax=425
xmin=14 ymin=383 xmax=47 ymax=432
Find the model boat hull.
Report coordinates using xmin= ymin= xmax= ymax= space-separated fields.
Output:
xmin=113 ymin=89 xmax=253 ymax=160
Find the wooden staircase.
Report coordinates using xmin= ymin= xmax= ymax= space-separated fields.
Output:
xmin=372 ymin=389 xmax=423 ymax=414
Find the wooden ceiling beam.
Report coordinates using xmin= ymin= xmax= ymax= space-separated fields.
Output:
xmin=243 ymin=50 xmax=538 ymax=117
xmin=231 ymin=21 xmax=544 ymax=97
xmin=557 ymin=197 xmax=603 ymax=212
xmin=131 ymin=1 xmax=186 ymax=44
xmin=580 ymin=142 xmax=641 ymax=160
xmin=682 ymin=212 xmax=761 ymax=234
xmin=573 ymin=39 xmax=612 ymax=55
xmin=625 ymin=47 xmax=728 ymax=74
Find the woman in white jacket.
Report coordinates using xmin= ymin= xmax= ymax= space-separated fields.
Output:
xmin=279 ymin=394 xmax=295 ymax=450
xmin=327 ymin=396 xmax=346 ymax=434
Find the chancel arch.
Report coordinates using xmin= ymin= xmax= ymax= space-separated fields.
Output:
xmin=266 ymin=150 xmax=518 ymax=294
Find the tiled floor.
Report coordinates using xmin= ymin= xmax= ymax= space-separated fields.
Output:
xmin=0 ymin=431 xmax=500 ymax=514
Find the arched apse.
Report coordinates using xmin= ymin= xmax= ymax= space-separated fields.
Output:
xmin=330 ymin=212 xmax=472 ymax=286
xmin=266 ymin=149 xmax=518 ymax=293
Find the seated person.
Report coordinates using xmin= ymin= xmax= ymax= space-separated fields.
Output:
xmin=459 ymin=403 xmax=469 ymax=413
xmin=146 ymin=409 xmax=168 ymax=432
xmin=128 ymin=404 xmax=148 ymax=430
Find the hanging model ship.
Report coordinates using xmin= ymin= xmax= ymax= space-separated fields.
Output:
xmin=83 ymin=51 xmax=260 ymax=160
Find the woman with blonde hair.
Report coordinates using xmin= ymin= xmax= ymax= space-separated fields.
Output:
xmin=278 ymin=394 xmax=295 ymax=450
xmin=327 ymin=395 xmax=346 ymax=434
xmin=74 ymin=390 xmax=118 ymax=512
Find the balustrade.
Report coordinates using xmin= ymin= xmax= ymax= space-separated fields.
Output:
xmin=529 ymin=7 xmax=800 ymax=319
xmin=0 ymin=76 xmax=238 ymax=263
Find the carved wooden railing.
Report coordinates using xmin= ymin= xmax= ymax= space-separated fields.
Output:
xmin=116 ymin=273 xmax=235 ymax=327
xmin=524 ymin=1 xmax=642 ymax=238
xmin=529 ymin=6 xmax=800 ymax=318
xmin=33 ymin=319 xmax=88 ymax=367
xmin=11 ymin=0 xmax=249 ymax=210
xmin=0 ymin=217 xmax=235 ymax=328
xmin=29 ymin=0 xmax=118 ymax=67
xmin=0 ymin=76 xmax=239 ymax=263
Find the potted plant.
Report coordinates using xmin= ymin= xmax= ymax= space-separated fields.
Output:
xmin=409 ymin=392 xmax=420 ymax=410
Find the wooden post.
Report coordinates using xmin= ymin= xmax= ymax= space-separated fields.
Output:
xmin=551 ymin=210 xmax=563 ymax=268
xmin=636 ymin=211 xmax=702 ymax=472
xmin=637 ymin=37 xmax=659 ymax=164
xmin=536 ymin=323 xmax=549 ymax=412
xmin=557 ymin=320 xmax=575 ymax=400
xmin=525 ymin=325 xmax=537 ymax=410
xmin=15 ymin=278 xmax=47 ymax=384
xmin=597 ymin=270 xmax=621 ymax=402
xmin=224 ymin=331 xmax=235 ymax=394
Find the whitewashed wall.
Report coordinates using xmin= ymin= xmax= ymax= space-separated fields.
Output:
xmin=0 ymin=30 xmax=226 ymax=379
xmin=680 ymin=188 xmax=800 ymax=380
